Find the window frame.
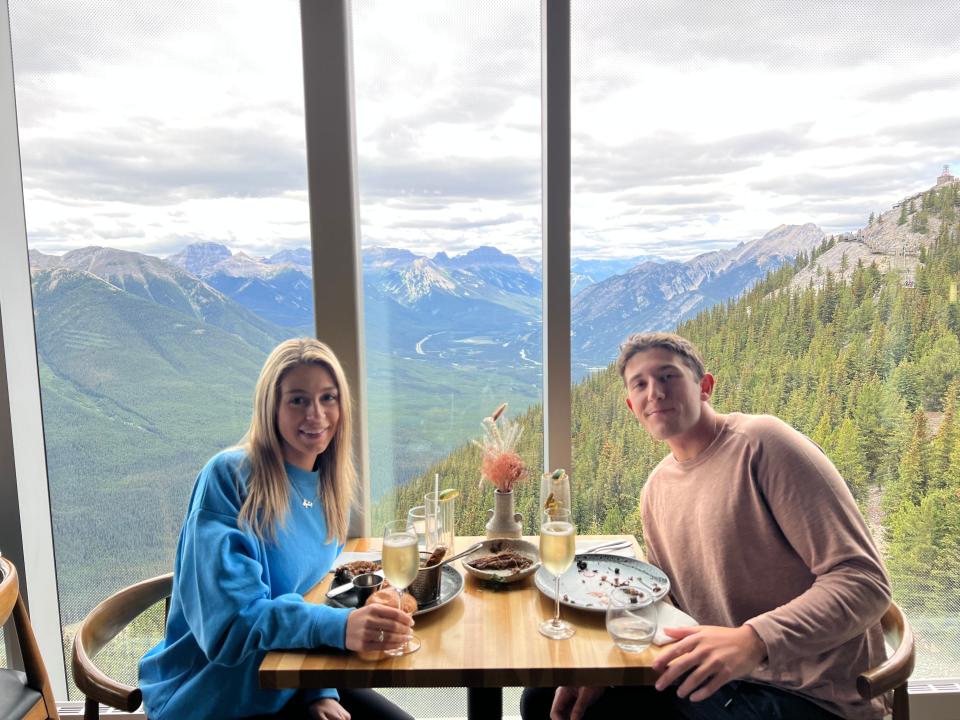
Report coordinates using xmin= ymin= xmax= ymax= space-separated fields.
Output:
xmin=0 ymin=0 xmax=66 ymax=696
xmin=2 ymin=0 xmax=957 ymax=713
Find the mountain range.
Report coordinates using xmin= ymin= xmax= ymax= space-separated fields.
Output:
xmin=82 ymin=225 xmax=815 ymax=374
xmin=571 ymin=223 xmax=825 ymax=368
xmin=27 ymin=221 xmax=829 ymax=507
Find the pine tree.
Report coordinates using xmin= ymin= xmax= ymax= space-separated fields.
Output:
xmin=831 ymin=417 xmax=869 ymax=501
xmin=886 ymin=408 xmax=930 ymax=512
xmin=930 ymin=380 xmax=960 ymax=489
xmin=885 ymin=488 xmax=960 ymax=614
xmin=916 ymin=334 xmax=960 ymax=410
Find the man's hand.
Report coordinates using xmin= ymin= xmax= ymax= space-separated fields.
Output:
xmin=550 ymin=686 xmax=606 ymax=720
xmin=653 ymin=625 xmax=766 ymax=702
xmin=344 ymin=603 xmax=414 ymax=652
xmin=307 ymin=698 xmax=350 ymax=720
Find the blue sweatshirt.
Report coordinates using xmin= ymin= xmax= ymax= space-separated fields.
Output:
xmin=139 ymin=449 xmax=352 ymax=719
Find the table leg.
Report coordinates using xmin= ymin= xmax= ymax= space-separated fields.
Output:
xmin=467 ymin=686 xmax=502 ymax=719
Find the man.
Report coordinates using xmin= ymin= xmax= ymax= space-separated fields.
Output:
xmin=521 ymin=332 xmax=891 ymax=720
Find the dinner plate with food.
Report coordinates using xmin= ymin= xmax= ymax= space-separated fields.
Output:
xmin=460 ymin=538 xmax=540 ymax=584
xmin=534 ymin=553 xmax=670 ymax=611
xmin=326 ymin=549 xmax=464 ymax=616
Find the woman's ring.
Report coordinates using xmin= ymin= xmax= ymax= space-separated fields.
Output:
xmin=377 ymin=628 xmax=385 ymax=643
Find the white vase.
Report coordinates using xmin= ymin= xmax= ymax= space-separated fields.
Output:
xmin=485 ymin=489 xmax=523 ymax=539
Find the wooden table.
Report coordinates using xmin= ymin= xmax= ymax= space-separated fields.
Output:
xmin=260 ymin=535 xmax=662 ymax=719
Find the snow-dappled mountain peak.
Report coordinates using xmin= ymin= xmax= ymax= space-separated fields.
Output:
xmin=437 ymin=245 xmax=522 ymax=269
xmin=55 ymin=246 xmax=196 ymax=285
xmin=208 ymin=251 xmax=279 ymax=278
xmin=383 ymin=257 xmax=458 ymax=304
xmin=167 ymin=241 xmax=232 ymax=276
xmin=268 ymin=248 xmax=311 ymax=267
xmin=364 ymin=246 xmax=420 ymax=269
xmin=571 ymin=223 xmax=827 ymax=369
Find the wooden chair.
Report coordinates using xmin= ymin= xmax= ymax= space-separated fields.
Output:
xmin=71 ymin=573 xmax=172 ymax=720
xmin=0 ymin=556 xmax=59 ymax=720
xmin=857 ymin=602 xmax=915 ymax=720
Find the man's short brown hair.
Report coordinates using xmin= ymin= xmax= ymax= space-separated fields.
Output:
xmin=615 ymin=332 xmax=706 ymax=382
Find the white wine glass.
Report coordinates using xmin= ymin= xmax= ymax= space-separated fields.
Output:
xmin=381 ymin=519 xmax=421 ymax=655
xmin=539 ymin=508 xmax=576 ymax=640
xmin=541 ymin=468 xmax=571 ymax=520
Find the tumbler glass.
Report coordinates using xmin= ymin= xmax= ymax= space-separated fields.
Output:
xmin=605 ymin=586 xmax=657 ymax=652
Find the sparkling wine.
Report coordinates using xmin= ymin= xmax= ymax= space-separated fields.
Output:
xmin=382 ymin=534 xmax=419 ymax=588
xmin=540 ymin=520 xmax=575 ymax=575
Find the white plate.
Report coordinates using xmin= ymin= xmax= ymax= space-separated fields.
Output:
xmin=534 ymin=553 xmax=670 ymax=612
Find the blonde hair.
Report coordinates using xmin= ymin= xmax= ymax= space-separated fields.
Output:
xmin=615 ymin=332 xmax=706 ymax=382
xmin=237 ymin=338 xmax=356 ymax=543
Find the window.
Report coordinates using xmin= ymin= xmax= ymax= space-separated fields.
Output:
xmin=3 ymin=0 xmax=958 ymax=710
xmin=8 ymin=0 xmax=313 ymax=696
xmin=350 ymin=0 xmax=546 ymax=532
xmin=569 ymin=0 xmax=960 ymax=680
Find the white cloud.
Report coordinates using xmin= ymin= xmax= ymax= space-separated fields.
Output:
xmin=9 ymin=0 xmax=960 ymax=261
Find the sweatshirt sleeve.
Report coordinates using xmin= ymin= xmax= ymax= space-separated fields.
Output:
xmin=175 ymin=457 xmax=352 ymax=667
xmin=743 ymin=418 xmax=891 ymax=668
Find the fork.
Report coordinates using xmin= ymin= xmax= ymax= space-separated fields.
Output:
xmin=577 ymin=539 xmax=632 ymax=555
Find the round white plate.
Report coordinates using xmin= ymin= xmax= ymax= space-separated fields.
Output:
xmin=534 ymin=553 xmax=670 ymax=612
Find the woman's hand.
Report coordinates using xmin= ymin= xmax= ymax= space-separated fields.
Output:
xmin=652 ymin=624 xmax=766 ymax=702
xmin=307 ymin=698 xmax=350 ymax=720
xmin=344 ymin=602 xmax=414 ymax=652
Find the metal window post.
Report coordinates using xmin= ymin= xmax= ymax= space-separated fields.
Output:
xmin=541 ymin=0 xmax=572 ymax=476
xmin=299 ymin=0 xmax=370 ymax=537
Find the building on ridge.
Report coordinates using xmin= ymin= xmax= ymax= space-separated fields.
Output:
xmin=937 ymin=164 xmax=956 ymax=186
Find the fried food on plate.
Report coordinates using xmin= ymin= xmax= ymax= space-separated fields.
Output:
xmin=365 ymin=587 xmax=418 ymax=614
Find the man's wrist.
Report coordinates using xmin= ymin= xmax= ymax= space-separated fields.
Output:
xmin=740 ymin=623 xmax=767 ymax=665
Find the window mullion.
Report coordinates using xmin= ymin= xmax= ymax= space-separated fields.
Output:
xmin=299 ymin=0 xmax=370 ymax=537
xmin=0 ymin=0 xmax=67 ymax=697
xmin=541 ymin=0 xmax=572 ymax=475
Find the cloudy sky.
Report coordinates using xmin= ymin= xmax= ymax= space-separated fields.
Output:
xmin=9 ymin=0 xmax=959 ymax=261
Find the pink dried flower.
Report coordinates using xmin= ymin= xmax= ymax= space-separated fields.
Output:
xmin=482 ymin=450 xmax=528 ymax=493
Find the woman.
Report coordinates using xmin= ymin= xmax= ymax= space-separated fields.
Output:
xmin=139 ymin=338 xmax=414 ymax=720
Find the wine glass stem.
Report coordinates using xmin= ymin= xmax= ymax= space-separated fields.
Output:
xmin=553 ymin=575 xmax=561 ymax=625
xmin=396 ymin=587 xmax=407 ymax=649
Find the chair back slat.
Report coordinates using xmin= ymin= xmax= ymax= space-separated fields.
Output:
xmin=71 ymin=573 xmax=173 ymax=714
xmin=1 ymin=560 xmax=18 ymax=623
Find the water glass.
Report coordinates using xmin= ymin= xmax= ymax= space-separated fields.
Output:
xmin=606 ymin=586 xmax=657 ymax=652
xmin=407 ymin=505 xmax=429 ymax=548
xmin=424 ymin=490 xmax=455 ymax=555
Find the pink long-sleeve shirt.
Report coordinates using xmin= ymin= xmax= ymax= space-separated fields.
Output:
xmin=641 ymin=413 xmax=891 ymax=719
